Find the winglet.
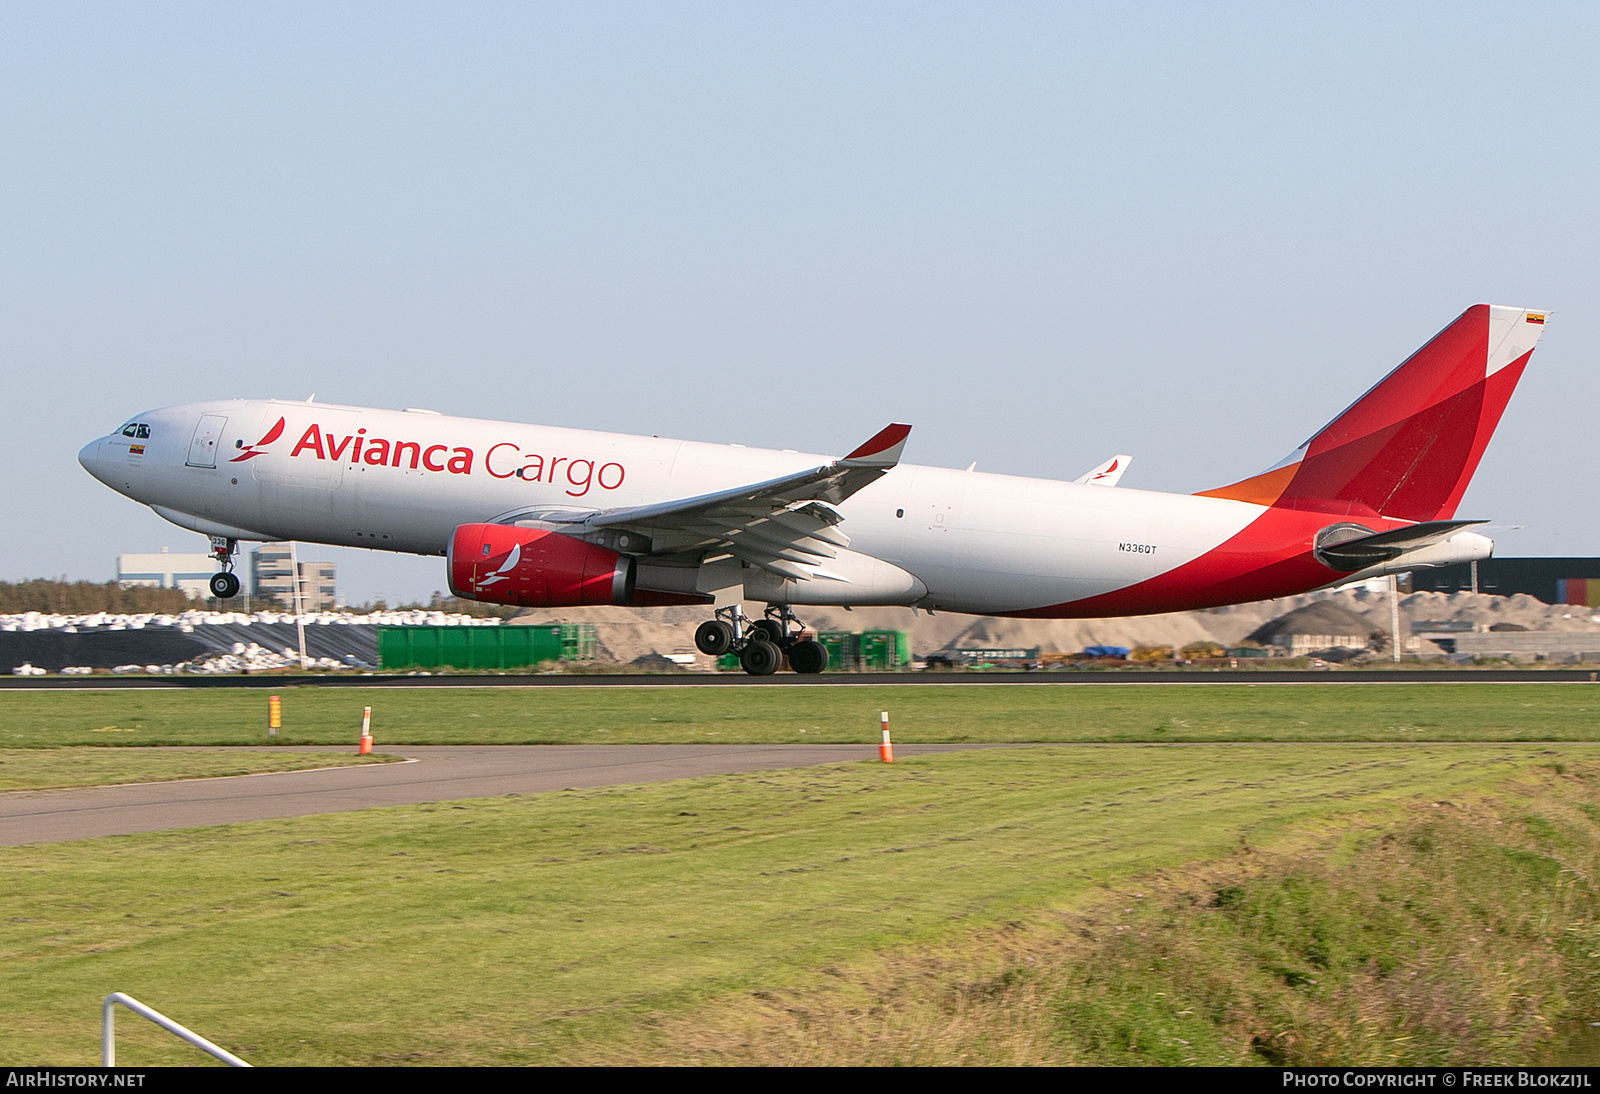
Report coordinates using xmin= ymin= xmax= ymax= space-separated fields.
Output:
xmin=843 ymin=423 xmax=912 ymax=466
xmin=1074 ymin=454 xmax=1132 ymax=487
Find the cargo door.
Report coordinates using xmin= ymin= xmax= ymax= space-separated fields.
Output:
xmin=253 ymin=409 xmax=355 ymax=489
xmin=186 ymin=414 xmax=228 ymax=468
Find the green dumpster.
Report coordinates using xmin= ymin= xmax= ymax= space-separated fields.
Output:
xmin=377 ymin=624 xmax=595 ymax=670
xmin=858 ymin=630 xmax=912 ymax=670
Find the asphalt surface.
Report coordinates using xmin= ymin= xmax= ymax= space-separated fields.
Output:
xmin=4 ymin=669 xmax=1599 ymax=689
xmin=0 ymin=743 xmax=995 ymax=846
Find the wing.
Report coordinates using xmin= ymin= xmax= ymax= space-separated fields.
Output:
xmin=502 ymin=423 xmax=911 ymax=582
xmin=1074 ymin=454 xmax=1132 ymax=486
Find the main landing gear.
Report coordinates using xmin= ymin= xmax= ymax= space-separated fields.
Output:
xmin=208 ymin=536 xmax=241 ymax=599
xmin=694 ymin=605 xmax=830 ymax=676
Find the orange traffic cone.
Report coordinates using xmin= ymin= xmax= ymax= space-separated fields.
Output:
xmin=359 ymin=706 xmax=373 ymax=755
xmin=879 ymin=710 xmax=893 ymax=763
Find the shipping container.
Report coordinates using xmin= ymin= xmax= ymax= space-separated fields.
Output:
xmin=377 ymin=624 xmax=596 ymax=670
xmin=1558 ymin=578 xmax=1600 ymax=608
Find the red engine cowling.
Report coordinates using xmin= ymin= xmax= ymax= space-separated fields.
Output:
xmin=448 ymin=524 xmax=634 ymax=607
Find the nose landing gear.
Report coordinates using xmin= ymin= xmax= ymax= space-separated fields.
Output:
xmin=692 ymin=604 xmax=830 ymax=675
xmin=207 ymin=536 xmax=241 ymax=599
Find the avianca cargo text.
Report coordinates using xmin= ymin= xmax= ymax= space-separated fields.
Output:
xmin=265 ymin=419 xmax=629 ymax=497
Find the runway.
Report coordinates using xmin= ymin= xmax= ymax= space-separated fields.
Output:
xmin=4 ymin=668 xmax=1598 ymax=689
xmin=0 ymin=743 xmax=996 ymax=846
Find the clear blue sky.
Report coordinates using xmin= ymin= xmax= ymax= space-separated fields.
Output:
xmin=3 ymin=2 xmax=1595 ymax=605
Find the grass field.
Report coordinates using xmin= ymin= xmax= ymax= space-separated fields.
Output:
xmin=0 ymin=749 xmax=397 ymax=792
xmin=2 ymin=682 xmax=1599 ymax=747
xmin=5 ymin=743 xmax=1600 ymax=1065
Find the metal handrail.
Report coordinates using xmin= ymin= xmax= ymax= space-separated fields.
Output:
xmin=102 ymin=992 xmax=252 ymax=1067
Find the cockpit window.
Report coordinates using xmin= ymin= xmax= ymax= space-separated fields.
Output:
xmin=117 ymin=423 xmax=151 ymax=438
xmin=136 ymin=424 xmax=150 ymax=439
xmin=120 ymin=423 xmax=137 ymax=437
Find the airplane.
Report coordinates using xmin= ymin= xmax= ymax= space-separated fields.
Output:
xmin=79 ymin=303 xmax=1545 ymax=674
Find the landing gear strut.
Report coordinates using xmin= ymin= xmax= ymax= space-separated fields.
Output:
xmin=208 ymin=536 xmax=241 ymax=599
xmin=693 ymin=604 xmax=829 ymax=676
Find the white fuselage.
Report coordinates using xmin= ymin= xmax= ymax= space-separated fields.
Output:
xmin=81 ymin=398 xmax=1270 ymax=615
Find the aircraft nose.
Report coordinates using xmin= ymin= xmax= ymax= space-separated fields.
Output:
xmin=78 ymin=438 xmax=107 ymax=482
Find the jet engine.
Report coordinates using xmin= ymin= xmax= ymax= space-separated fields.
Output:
xmin=448 ymin=523 xmax=634 ymax=607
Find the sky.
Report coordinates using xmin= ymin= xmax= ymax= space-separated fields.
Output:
xmin=2 ymin=2 xmax=1596 ymax=606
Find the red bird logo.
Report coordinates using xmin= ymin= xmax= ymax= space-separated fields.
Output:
xmin=229 ymin=416 xmax=286 ymax=462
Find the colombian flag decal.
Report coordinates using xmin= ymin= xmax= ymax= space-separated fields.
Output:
xmin=1527 ymin=313 xmax=1546 ymax=324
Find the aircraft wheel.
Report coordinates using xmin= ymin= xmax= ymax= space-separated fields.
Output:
xmin=788 ymin=639 xmax=828 ymax=675
xmin=740 ymin=639 xmax=782 ymax=676
xmin=209 ymin=571 xmax=241 ymax=599
xmin=695 ymin=620 xmax=735 ymax=656
xmin=751 ymin=619 xmax=785 ymax=647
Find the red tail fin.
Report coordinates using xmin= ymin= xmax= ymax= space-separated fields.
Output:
xmin=1197 ymin=305 xmax=1545 ymax=522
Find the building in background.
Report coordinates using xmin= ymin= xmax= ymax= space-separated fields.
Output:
xmin=250 ymin=544 xmax=293 ymax=605
xmin=301 ymin=559 xmax=337 ymax=610
xmin=1410 ymin=558 xmax=1600 ymax=605
xmin=116 ymin=548 xmax=215 ymax=600
xmin=1245 ymin=601 xmax=1382 ymax=659
xmin=251 ymin=544 xmax=337 ymax=611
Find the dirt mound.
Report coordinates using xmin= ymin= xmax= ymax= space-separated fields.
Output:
xmin=1247 ymin=601 xmax=1378 ymax=646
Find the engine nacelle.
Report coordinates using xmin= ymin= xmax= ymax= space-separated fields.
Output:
xmin=448 ymin=524 xmax=634 ymax=607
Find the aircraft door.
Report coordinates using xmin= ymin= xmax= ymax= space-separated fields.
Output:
xmin=251 ymin=409 xmax=355 ymax=489
xmin=250 ymin=408 xmax=358 ymax=537
xmin=186 ymin=414 xmax=227 ymax=468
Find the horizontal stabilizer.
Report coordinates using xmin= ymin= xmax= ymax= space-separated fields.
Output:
xmin=1314 ymin=519 xmax=1487 ymax=572
xmin=1074 ymin=454 xmax=1132 ymax=487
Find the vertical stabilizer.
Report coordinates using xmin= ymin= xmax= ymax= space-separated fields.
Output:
xmin=1196 ymin=305 xmax=1544 ymax=521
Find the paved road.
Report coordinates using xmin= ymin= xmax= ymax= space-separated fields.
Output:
xmin=0 ymin=743 xmax=995 ymax=846
xmin=4 ymin=669 xmax=1598 ymax=689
